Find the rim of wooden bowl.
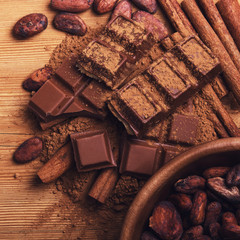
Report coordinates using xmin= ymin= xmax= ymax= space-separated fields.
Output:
xmin=120 ymin=137 xmax=240 ymax=240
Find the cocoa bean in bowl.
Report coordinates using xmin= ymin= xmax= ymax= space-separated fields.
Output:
xmin=120 ymin=138 xmax=240 ymax=240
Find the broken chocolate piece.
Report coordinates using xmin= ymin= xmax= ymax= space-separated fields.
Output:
xmin=28 ymin=55 xmax=111 ymax=122
xmin=77 ymin=40 xmax=133 ymax=89
xmin=162 ymin=144 xmax=182 ymax=164
xmin=168 ymin=114 xmax=199 ymax=145
xmin=70 ymin=130 xmax=116 ymax=172
xmin=119 ymin=139 xmax=162 ymax=176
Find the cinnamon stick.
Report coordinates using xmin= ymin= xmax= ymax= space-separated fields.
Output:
xmin=198 ymin=0 xmax=240 ymax=72
xmin=181 ymin=0 xmax=240 ymax=105
xmin=88 ymin=168 xmax=118 ymax=203
xmin=216 ymin=0 xmax=240 ymax=51
xmin=37 ymin=142 xmax=74 ymax=183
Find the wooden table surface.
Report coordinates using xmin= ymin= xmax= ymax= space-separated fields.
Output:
xmin=0 ymin=0 xmax=238 ymax=239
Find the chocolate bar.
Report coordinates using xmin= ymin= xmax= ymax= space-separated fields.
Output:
xmin=28 ymin=55 xmax=111 ymax=122
xmin=108 ymin=35 xmax=221 ymax=136
xmin=70 ymin=130 xmax=117 ymax=172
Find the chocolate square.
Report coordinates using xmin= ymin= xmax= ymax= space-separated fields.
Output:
xmin=70 ymin=130 xmax=116 ymax=172
xmin=161 ymin=144 xmax=182 ymax=165
xmin=168 ymin=114 xmax=199 ymax=145
xmin=119 ymin=139 xmax=162 ymax=176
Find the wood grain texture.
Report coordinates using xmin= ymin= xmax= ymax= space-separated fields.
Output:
xmin=1 ymin=0 xmax=240 ymax=239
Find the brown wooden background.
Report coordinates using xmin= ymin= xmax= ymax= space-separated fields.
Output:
xmin=0 ymin=0 xmax=239 ymax=239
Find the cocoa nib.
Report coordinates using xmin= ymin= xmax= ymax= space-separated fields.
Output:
xmin=22 ymin=66 xmax=53 ymax=92
xmin=13 ymin=137 xmax=43 ymax=163
xmin=226 ymin=164 xmax=240 ymax=187
xmin=51 ymin=0 xmax=94 ymax=12
xmin=207 ymin=177 xmax=240 ymax=203
xmin=13 ymin=13 xmax=48 ymax=38
xmin=131 ymin=0 xmax=157 ymax=14
xmin=132 ymin=11 xmax=169 ymax=42
xmin=174 ymin=175 xmax=206 ymax=194
xmin=110 ymin=0 xmax=132 ymax=20
xmin=149 ymin=201 xmax=183 ymax=240
xmin=53 ymin=13 xmax=87 ymax=36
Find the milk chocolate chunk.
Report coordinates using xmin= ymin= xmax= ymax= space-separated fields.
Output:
xmin=119 ymin=139 xmax=162 ymax=176
xmin=162 ymin=144 xmax=182 ymax=164
xmin=77 ymin=40 xmax=133 ymax=89
xmin=105 ymin=15 xmax=155 ymax=58
xmin=168 ymin=114 xmax=199 ymax=145
xmin=29 ymin=55 xmax=110 ymax=122
xmin=70 ymin=130 xmax=116 ymax=172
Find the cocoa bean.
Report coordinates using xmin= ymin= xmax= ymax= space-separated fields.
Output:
xmin=132 ymin=11 xmax=169 ymax=42
xmin=222 ymin=212 xmax=240 ymax=239
xmin=168 ymin=193 xmax=192 ymax=213
xmin=226 ymin=164 xmax=240 ymax=187
xmin=13 ymin=13 xmax=48 ymax=38
xmin=195 ymin=236 xmax=212 ymax=240
xmin=110 ymin=0 xmax=132 ymax=20
xmin=236 ymin=209 xmax=240 ymax=225
xmin=190 ymin=191 xmax=208 ymax=225
xmin=51 ymin=0 xmax=94 ymax=12
xmin=149 ymin=201 xmax=183 ymax=240
xmin=204 ymin=202 xmax=222 ymax=230
xmin=13 ymin=137 xmax=43 ymax=163
xmin=208 ymin=222 xmax=221 ymax=240
xmin=53 ymin=13 xmax=87 ymax=36
xmin=22 ymin=66 xmax=53 ymax=92
xmin=94 ymin=0 xmax=118 ymax=14
xmin=141 ymin=231 xmax=159 ymax=240
xmin=203 ymin=166 xmax=230 ymax=179
xmin=174 ymin=175 xmax=206 ymax=194
xmin=131 ymin=0 xmax=157 ymax=13
xmin=181 ymin=225 xmax=203 ymax=240
xmin=207 ymin=177 xmax=240 ymax=203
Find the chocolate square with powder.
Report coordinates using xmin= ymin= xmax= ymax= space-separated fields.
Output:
xmin=168 ymin=114 xmax=199 ymax=145
xmin=70 ymin=130 xmax=117 ymax=172
xmin=161 ymin=144 xmax=182 ymax=165
xmin=119 ymin=139 xmax=162 ymax=176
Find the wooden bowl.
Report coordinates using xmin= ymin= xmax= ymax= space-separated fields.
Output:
xmin=120 ymin=137 xmax=240 ymax=240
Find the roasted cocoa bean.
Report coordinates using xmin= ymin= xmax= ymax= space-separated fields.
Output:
xmin=110 ymin=0 xmax=132 ymax=20
xmin=13 ymin=13 xmax=48 ymax=38
xmin=132 ymin=11 xmax=169 ymax=42
xmin=203 ymin=166 xmax=230 ymax=179
xmin=22 ymin=66 xmax=53 ymax=92
xmin=204 ymin=201 xmax=222 ymax=230
xmin=174 ymin=175 xmax=206 ymax=194
xmin=207 ymin=177 xmax=240 ymax=203
xmin=222 ymin=212 xmax=240 ymax=239
xmin=168 ymin=193 xmax=192 ymax=213
xmin=236 ymin=209 xmax=240 ymax=225
xmin=141 ymin=231 xmax=159 ymax=240
xmin=94 ymin=0 xmax=118 ymax=14
xmin=190 ymin=191 xmax=208 ymax=225
xmin=226 ymin=164 xmax=240 ymax=187
xmin=208 ymin=222 xmax=221 ymax=240
xmin=131 ymin=0 xmax=157 ymax=13
xmin=149 ymin=201 xmax=183 ymax=240
xmin=53 ymin=13 xmax=87 ymax=36
xmin=195 ymin=236 xmax=212 ymax=240
xmin=13 ymin=137 xmax=43 ymax=163
xmin=51 ymin=0 xmax=94 ymax=12
xmin=181 ymin=225 xmax=203 ymax=240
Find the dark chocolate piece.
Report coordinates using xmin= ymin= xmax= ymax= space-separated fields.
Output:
xmin=161 ymin=144 xmax=182 ymax=165
xmin=119 ymin=139 xmax=162 ymax=176
xmin=168 ymin=114 xmax=199 ymax=145
xmin=108 ymin=35 xmax=221 ymax=136
xmin=28 ymin=55 xmax=111 ymax=122
xmin=77 ymin=40 xmax=133 ymax=89
xmin=70 ymin=130 xmax=116 ymax=172
xmin=105 ymin=15 xmax=155 ymax=59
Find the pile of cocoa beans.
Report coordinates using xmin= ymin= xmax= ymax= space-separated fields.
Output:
xmin=143 ymin=164 xmax=240 ymax=240
xmin=13 ymin=0 xmax=158 ymax=38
